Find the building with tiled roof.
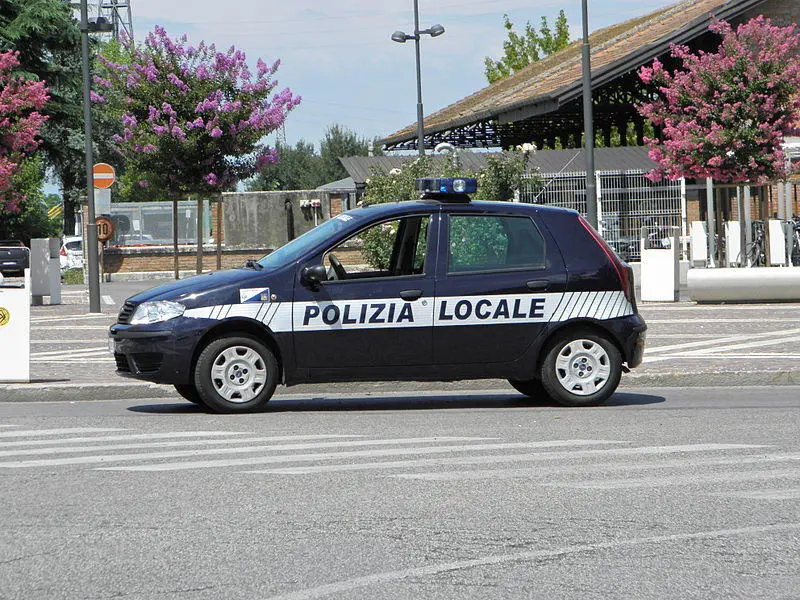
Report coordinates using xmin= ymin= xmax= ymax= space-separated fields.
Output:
xmin=380 ymin=0 xmax=798 ymax=153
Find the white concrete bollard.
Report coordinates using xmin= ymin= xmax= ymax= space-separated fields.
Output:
xmin=688 ymin=267 xmax=800 ymax=302
xmin=640 ymin=227 xmax=680 ymax=302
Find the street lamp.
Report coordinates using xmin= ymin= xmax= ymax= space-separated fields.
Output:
xmin=391 ymin=0 xmax=445 ymax=157
xmin=80 ymin=1 xmax=113 ymax=313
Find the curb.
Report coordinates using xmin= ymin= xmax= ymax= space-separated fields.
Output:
xmin=2 ymin=371 xmax=800 ymax=403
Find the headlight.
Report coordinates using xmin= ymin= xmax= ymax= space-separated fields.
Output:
xmin=129 ymin=300 xmax=185 ymax=325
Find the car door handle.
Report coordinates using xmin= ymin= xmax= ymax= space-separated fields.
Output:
xmin=399 ymin=289 xmax=424 ymax=301
xmin=526 ymin=279 xmax=550 ymax=291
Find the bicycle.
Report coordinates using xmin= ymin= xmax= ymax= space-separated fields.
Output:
xmin=789 ymin=216 xmax=800 ymax=266
xmin=737 ymin=220 xmax=766 ymax=267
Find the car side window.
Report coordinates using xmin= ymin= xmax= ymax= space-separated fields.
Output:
xmin=448 ymin=215 xmax=545 ymax=273
xmin=322 ymin=215 xmax=431 ymax=282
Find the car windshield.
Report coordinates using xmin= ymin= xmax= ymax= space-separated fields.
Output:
xmin=256 ymin=212 xmax=363 ymax=270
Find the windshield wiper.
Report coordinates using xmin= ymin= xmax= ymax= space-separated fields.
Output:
xmin=243 ymin=259 xmax=264 ymax=270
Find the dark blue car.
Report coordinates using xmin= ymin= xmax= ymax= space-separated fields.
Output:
xmin=109 ymin=178 xmax=646 ymax=413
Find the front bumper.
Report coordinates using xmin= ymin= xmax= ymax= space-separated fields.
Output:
xmin=109 ymin=318 xmax=206 ymax=385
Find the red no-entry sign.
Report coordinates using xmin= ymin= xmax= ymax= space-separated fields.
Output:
xmin=93 ymin=163 xmax=116 ymax=189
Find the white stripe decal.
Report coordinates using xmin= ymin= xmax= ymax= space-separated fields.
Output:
xmin=181 ymin=290 xmax=634 ymax=331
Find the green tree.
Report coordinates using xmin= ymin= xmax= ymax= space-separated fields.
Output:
xmin=319 ymin=124 xmax=380 ymax=183
xmin=0 ymin=0 xmax=95 ymax=235
xmin=247 ymin=140 xmax=324 ymax=191
xmin=0 ymin=156 xmax=59 ymax=241
xmin=484 ymin=11 xmax=570 ymax=84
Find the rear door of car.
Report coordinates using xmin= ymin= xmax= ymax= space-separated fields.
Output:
xmin=432 ymin=206 xmax=566 ymax=366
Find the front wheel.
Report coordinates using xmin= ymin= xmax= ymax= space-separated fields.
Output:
xmin=194 ymin=335 xmax=279 ymax=413
xmin=540 ymin=331 xmax=622 ymax=407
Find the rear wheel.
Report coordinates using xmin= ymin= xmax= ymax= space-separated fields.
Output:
xmin=194 ymin=335 xmax=279 ymax=413
xmin=173 ymin=384 xmax=204 ymax=406
xmin=540 ymin=331 xmax=621 ymax=407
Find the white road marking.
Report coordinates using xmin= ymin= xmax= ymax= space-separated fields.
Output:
xmin=244 ymin=440 xmax=630 ymax=474
xmin=261 ymin=523 xmax=800 ymax=600
xmin=0 ymin=432 xmax=353 ymax=448
xmin=36 ymin=325 xmax=111 ymax=330
xmin=0 ymin=428 xmax=127 ymax=438
xmin=679 ymin=335 xmax=800 ymax=355
xmin=712 ymin=488 xmax=800 ymax=500
xmin=31 ymin=314 xmax=114 ymax=323
xmin=98 ymin=440 xmax=630 ymax=472
xmin=0 ymin=436 xmax=372 ymax=457
xmin=102 ymin=295 xmax=115 ymax=305
xmin=389 ymin=453 xmax=800 ymax=481
xmin=30 ymin=347 xmax=108 ymax=357
xmin=641 ymin=304 xmax=800 ymax=311
xmin=644 ymin=319 xmax=794 ymax=323
xmin=31 ymin=340 xmax=113 ymax=344
xmin=0 ymin=437 xmax=490 ymax=469
xmin=101 ymin=442 xmax=768 ymax=474
xmin=644 ymin=353 xmax=799 ymax=362
xmin=250 ymin=444 xmax=769 ymax=476
xmin=553 ymin=468 xmax=800 ymax=489
xmin=30 ymin=359 xmax=115 ymax=364
xmin=645 ymin=328 xmax=800 ymax=354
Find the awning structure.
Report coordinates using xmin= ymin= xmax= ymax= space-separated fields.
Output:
xmin=380 ymin=0 xmax=770 ymax=153
xmin=340 ymin=147 xmax=656 ymax=188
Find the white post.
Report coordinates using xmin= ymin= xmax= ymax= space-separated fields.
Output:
xmin=0 ymin=269 xmax=31 ymax=382
xmin=680 ymin=177 xmax=688 ymax=260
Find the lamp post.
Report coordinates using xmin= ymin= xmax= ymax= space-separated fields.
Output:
xmin=391 ymin=0 xmax=445 ymax=157
xmin=581 ymin=0 xmax=598 ymax=229
xmin=79 ymin=1 xmax=112 ymax=313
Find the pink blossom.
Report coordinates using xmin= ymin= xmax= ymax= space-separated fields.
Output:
xmin=204 ymin=173 xmax=218 ymax=185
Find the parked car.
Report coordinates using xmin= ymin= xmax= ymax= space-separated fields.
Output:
xmin=110 ymin=177 xmax=647 ymax=413
xmin=0 ymin=240 xmax=29 ymax=276
xmin=60 ymin=235 xmax=83 ymax=271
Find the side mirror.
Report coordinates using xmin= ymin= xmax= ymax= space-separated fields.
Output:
xmin=301 ymin=264 xmax=328 ymax=288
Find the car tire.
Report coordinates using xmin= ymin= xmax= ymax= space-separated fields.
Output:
xmin=540 ymin=330 xmax=621 ymax=407
xmin=173 ymin=384 xmax=205 ymax=406
xmin=194 ymin=335 xmax=279 ymax=414
xmin=507 ymin=378 xmax=550 ymax=401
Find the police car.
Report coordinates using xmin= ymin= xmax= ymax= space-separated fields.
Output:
xmin=109 ymin=177 xmax=646 ymax=413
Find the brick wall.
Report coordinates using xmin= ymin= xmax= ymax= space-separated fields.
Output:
xmin=102 ymin=246 xmax=272 ymax=274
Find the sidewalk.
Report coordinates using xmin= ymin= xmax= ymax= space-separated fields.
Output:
xmin=2 ymin=279 xmax=799 ymax=402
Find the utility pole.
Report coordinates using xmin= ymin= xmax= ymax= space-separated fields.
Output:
xmin=80 ymin=0 xmax=101 ymax=313
xmin=581 ymin=0 xmax=598 ymax=229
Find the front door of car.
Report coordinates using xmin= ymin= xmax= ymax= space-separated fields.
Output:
xmin=293 ymin=212 xmax=437 ymax=370
xmin=433 ymin=210 xmax=566 ymax=365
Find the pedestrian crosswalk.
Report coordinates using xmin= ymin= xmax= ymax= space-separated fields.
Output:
xmin=0 ymin=425 xmax=798 ymax=500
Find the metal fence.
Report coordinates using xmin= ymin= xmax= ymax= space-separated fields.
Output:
xmin=107 ymin=200 xmax=213 ymax=246
xmin=520 ymin=170 xmax=685 ymax=262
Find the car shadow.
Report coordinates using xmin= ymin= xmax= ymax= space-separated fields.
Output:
xmin=127 ymin=391 xmax=665 ymax=414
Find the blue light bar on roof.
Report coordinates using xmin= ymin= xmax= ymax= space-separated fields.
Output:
xmin=415 ymin=177 xmax=477 ymax=195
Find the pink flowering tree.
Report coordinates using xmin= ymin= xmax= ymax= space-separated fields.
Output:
xmin=0 ymin=50 xmax=49 ymax=213
xmin=637 ymin=17 xmax=800 ymax=183
xmin=95 ymin=26 xmax=300 ymax=197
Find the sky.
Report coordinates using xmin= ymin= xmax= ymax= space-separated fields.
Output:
xmin=101 ymin=0 xmax=679 ymax=150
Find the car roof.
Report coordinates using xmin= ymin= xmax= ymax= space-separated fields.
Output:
xmin=349 ymin=199 xmax=577 ymax=219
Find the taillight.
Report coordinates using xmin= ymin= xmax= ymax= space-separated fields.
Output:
xmin=578 ymin=216 xmax=636 ymax=307
xmin=60 ymin=247 xmax=66 ymax=256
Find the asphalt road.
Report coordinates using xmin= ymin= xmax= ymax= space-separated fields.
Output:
xmin=1 ymin=386 xmax=799 ymax=599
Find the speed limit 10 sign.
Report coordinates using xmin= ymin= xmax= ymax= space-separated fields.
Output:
xmin=95 ymin=216 xmax=115 ymax=242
